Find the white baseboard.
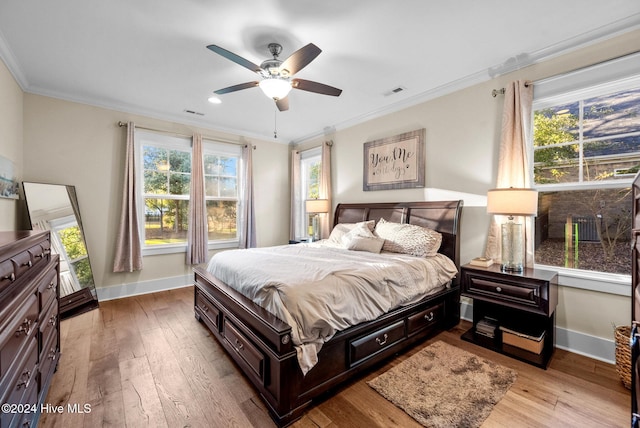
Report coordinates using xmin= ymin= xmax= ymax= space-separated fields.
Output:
xmin=460 ymin=300 xmax=615 ymax=364
xmin=96 ymin=274 xmax=193 ymax=301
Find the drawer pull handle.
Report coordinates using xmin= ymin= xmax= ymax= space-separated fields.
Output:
xmin=48 ymin=348 xmax=57 ymax=361
xmin=424 ymin=312 xmax=434 ymax=322
xmin=22 ymin=260 xmax=33 ymax=268
xmin=495 ymin=286 xmax=502 ymax=293
xmin=3 ymin=272 xmax=15 ymax=282
xmin=376 ymin=333 xmax=388 ymax=346
xmin=234 ymin=338 xmax=244 ymax=351
xmin=35 ymin=253 xmax=44 ymax=259
xmin=49 ymin=315 xmax=57 ymax=326
xmin=202 ymin=304 xmax=209 ymax=312
xmin=16 ymin=370 xmax=31 ymax=390
xmin=47 ymin=281 xmax=56 ymax=290
xmin=16 ymin=319 xmax=33 ymax=337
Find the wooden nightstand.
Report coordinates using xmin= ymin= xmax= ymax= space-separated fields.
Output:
xmin=460 ymin=263 xmax=558 ymax=368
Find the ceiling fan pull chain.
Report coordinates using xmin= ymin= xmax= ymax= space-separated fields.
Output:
xmin=274 ymin=109 xmax=278 ymax=139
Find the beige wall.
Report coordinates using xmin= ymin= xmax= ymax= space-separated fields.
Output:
xmin=22 ymin=95 xmax=290 ymax=290
xmin=8 ymin=28 xmax=639 ymax=351
xmin=308 ymin=30 xmax=640 ymax=344
xmin=0 ymin=59 xmax=23 ymax=229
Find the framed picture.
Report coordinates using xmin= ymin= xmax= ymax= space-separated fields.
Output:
xmin=363 ymin=128 xmax=425 ymax=191
xmin=0 ymin=155 xmax=19 ymax=199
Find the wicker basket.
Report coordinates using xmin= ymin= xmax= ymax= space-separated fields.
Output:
xmin=614 ymin=325 xmax=632 ymax=389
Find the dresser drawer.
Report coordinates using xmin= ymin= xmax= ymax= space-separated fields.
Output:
xmin=40 ymin=297 xmax=59 ymax=358
xmin=10 ymin=250 xmax=36 ymax=282
xmin=39 ymin=329 xmax=59 ymax=387
xmin=223 ymin=320 xmax=265 ymax=382
xmin=195 ymin=290 xmax=220 ymax=332
xmin=0 ymin=260 xmax=16 ymax=295
xmin=1 ymin=372 xmax=38 ymax=428
xmin=37 ymin=265 xmax=58 ymax=312
xmin=0 ymin=294 xmax=38 ymax=379
xmin=350 ymin=320 xmax=405 ymax=367
xmin=407 ymin=302 xmax=443 ymax=336
xmin=27 ymin=243 xmax=48 ymax=266
xmin=0 ymin=339 xmax=37 ymax=409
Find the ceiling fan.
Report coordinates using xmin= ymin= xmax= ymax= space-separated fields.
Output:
xmin=207 ymin=42 xmax=342 ymax=111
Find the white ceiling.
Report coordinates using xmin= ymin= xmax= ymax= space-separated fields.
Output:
xmin=0 ymin=1 xmax=638 ymax=143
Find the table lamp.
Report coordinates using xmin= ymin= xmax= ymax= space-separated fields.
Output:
xmin=305 ymin=199 xmax=329 ymax=241
xmin=487 ymin=188 xmax=538 ymax=272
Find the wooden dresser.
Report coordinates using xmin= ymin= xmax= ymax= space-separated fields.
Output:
xmin=0 ymin=231 xmax=60 ymax=428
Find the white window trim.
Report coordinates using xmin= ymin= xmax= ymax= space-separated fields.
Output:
xmin=135 ymin=130 xmax=241 ymax=256
xmin=202 ymin=138 xmax=241 ymax=251
xmin=531 ymin=53 xmax=639 ymax=293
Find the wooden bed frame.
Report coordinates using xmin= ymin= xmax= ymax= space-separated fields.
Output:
xmin=193 ymin=200 xmax=463 ymax=426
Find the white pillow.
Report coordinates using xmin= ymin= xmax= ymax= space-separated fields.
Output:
xmin=340 ymin=221 xmax=385 ymax=253
xmin=374 ymin=218 xmax=442 ymax=257
xmin=327 ymin=220 xmax=375 ymax=245
xmin=344 ymin=236 xmax=385 ymax=253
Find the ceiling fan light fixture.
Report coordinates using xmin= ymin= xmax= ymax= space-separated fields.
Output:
xmin=259 ymin=78 xmax=291 ymax=100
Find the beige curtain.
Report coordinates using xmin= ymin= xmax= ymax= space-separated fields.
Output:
xmin=239 ymin=144 xmax=256 ymax=248
xmin=318 ymin=141 xmax=333 ymax=239
xmin=486 ymin=80 xmax=535 ymax=266
xmin=290 ymin=150 xmax=301 ymax=241
xmin=187 ymin=134 xmax=208 ymax=264
xmin=113 ymin=121 xmax=143 ymax=272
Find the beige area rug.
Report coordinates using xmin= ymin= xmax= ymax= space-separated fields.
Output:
xmin=367 ymin=341 xmax=517 ymax=428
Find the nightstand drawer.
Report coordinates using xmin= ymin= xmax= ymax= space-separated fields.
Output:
xmin=461 ymin=266 xmax=556 ymax=315
xmin=467 ymin=276 xmax=539 ymax=305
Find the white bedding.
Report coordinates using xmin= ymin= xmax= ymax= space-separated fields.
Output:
xmin=206 ymin=242 xmax=457 ymax=374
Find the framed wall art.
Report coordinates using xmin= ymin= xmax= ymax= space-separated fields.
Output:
xmin=0 ymin=155 xmax=19 ymax=199
xmin=363 ymin=128 xmax=425 ymax=191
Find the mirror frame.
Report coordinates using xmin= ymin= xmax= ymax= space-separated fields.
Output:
xmin=22 ymin=181 xmax=99 ymax=318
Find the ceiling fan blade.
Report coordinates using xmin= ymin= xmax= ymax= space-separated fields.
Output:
xmin=207 ymin=45 xmax=262 ymax=74
xmin=276 ymin=97 xmax=289 ymax=111
xmin=214 ymin=81 xmax=259 ymax=95
xmin=279 ymin=43 xmax=322 ymax=76
xmin=292 ymin=78 xmax=342 ymax=97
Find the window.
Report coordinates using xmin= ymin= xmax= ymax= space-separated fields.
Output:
xmin=293 ymin=147 xmax=321 ymax=240
xmin=532 ymin=58 xmax=640 ymax=276
xmin=136 ymin=131 xmax=241 ymax=253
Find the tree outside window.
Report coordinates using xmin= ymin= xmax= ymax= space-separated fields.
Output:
xmin=138 ymin=134 xmax=240 ymax=249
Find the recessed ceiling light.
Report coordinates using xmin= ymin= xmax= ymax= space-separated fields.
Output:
xmin=208 ymin=96 xmax=222 ymax=104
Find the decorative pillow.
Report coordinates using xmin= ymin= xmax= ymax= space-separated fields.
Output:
xmin=374 ymin=218 xmax=442 ymax=257
xmin=340 ymin=221 xmax=385 ymax=253
xmin=344 ymin=236 xmax=385 ymax=253
xmin=327 ymin=220 xmax=375 ymax=245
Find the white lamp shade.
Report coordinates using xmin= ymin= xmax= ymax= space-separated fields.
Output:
xmin=487 ymin=188 xmax=538 ymax=216
xmin=305 ymin=199 xmax=330 ymax=214
xmin=259 ymin=78 xmax=292 ymax=100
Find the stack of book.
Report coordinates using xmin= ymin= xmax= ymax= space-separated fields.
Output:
xmin=470 ymin=257 xmax=493 ymax=267
xmin=475 ymin=317 xmax=498 ymax=338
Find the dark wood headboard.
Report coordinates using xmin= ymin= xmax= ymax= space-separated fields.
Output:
xmin=333 ymin=200 xmax=463 ymax=286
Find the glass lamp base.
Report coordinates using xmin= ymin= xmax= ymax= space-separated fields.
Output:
xmin=501 ymin=220 xmax=523 ymax=273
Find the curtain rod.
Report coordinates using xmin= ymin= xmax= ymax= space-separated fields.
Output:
xmin=491 ymin=82 xmax=532 ymax=97
xmin=490 ymin=51 xmax=640 ymax=97
xmin=117 ymin=121 xmax=255 ymax=148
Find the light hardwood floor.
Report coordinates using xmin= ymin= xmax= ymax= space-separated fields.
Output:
xmin=40 ymin=286 xmax=629 ymax=427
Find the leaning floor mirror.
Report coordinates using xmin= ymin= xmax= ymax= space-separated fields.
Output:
xmin=23 ymin=181 xmax=99 ymax=318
